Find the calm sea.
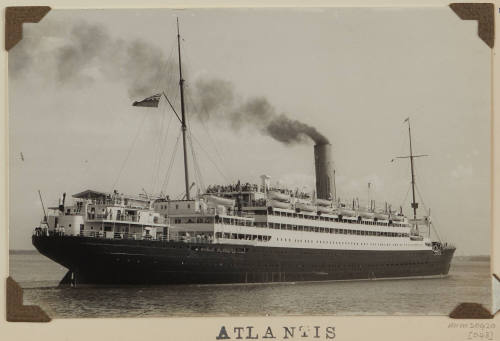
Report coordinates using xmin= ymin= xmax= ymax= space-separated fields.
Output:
xmin=9 ymin=251 xmax=491 ymax=318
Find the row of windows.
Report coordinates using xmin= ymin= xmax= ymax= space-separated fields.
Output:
xmin=158 ymin=203 xmax=192 ymax=210
xmin=275 ymin=238 xmax=413 ymax=247
xmin=267 ymin=210 xmax=405 ymax=227
xmin=212 ymin=233 xmax=412 ymax=245
xmin=174 ymin=216 xmax=251 ymax=226
xmin=189 ymin=246 xmax=249 ymax=254
xmin=114 ymin=256 xmax=430 ymax=270
xmin=174 ymin=218 xmax=408 ymax=240
xmin=218 ymin=217 xmax=253 ymax=226
xmin=164 ymin=262 xmax=428 ymax=269
xmin=173 ymin=217 xmax=246 ymax=227
xmin=173 ymin=217 xmax=214 ymax=224
xmin=171 ymin=215 xmax=408 ymax=240
xmin=259 ymin=223 xmax=409 ymax=238
xmin=215 ymin=232 xmax=271 ymax=241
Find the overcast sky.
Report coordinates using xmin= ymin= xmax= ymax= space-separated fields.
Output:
xmin=8 ymin=8 xmax=491 ymax=255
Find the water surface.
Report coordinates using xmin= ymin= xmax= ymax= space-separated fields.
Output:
xmin=10 ymin=251 xmax=491 ymax=318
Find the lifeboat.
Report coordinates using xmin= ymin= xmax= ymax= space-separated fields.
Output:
xmin=391 ymin=214 xmax=404 ymax=222
xmin=337 ymin=208 xmax=356 ymax=217
xmin=408 ymin=218 xmax=428 ymax=225
xmin=315 ymin=198 xmax=332 ymax=207
xmin=267 ymin=199 xmax=291 ymax=209
xmin=268 ymin=190 xmax=290 ymax=202
xmin=295 ymin=202 xmax=315 ymax=212
xmin=358 ymin=210 xmax=375 ymax=219
xmin=204 ymin=195 xmax=235 ymax=207
xmin=374 ymin=212 xmax=389 ymax=220
xmin=316 ymin=206 xmax=334 ymax=214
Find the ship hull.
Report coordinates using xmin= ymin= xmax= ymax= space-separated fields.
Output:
xmin=32 ymin=235 xmax=455 ymax=285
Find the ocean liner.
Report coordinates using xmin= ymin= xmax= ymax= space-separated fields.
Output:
xmin=32 ymin=20 xmax=455 ymax=285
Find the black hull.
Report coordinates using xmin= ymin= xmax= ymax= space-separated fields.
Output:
xmin=32 ymin=235 xmax=455 ymax=285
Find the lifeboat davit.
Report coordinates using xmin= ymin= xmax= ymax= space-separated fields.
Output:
xmin=315 ymin=198 xmax=332 ymax=207
xmin=295 ymin=202 xmax=316 ymax=212
xmin=204 ymin=195 xmax=235 ymax=207
xmin=317 ymin=206 xmax=334 ymax=214
xmin=268 ymin=191 xmax=291 ymax=202
xmin=267 ymin=199 xmax=291 ymax=209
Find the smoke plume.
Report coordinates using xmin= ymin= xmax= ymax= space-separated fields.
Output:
xmin=10 ymin=19 xmax=329 ymax=145
xmin=192 ymin=79 xmax=329 ymax=145
xmin=9 ymin=19 xmax=178 ymax=99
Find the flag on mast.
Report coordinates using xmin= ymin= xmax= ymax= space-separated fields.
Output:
xmin=132 ymin=94 xmax=161 ymax=107
xmin=404 ymin=117 xmax=409 ymax=123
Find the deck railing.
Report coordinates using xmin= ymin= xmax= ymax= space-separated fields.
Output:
xmin=33 ymin=228 xmax=213 ymax=244
xmin=89 ymin=215 xmax=167 ymax=224
xmin=78 ymin=230 xmax=213 ymax=243
xmin=78 ymin=230 xmax=166 ymax=240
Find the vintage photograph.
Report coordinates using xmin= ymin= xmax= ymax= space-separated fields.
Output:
xmin=8 ymin=7 xmax=492 ymax=318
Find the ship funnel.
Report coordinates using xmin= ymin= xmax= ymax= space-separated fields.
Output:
xmin=314 ymin=143 xmax=333 ymax=200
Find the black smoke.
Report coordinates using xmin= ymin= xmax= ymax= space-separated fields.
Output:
xmin=192 ymin=78 xmax=329 ymax=145
xmin=9 ymin=19 xmax=178 ymax=99
xmin=10 ymin=19 xmax=329 ymax=145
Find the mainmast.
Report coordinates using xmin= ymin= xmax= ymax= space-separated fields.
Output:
xmin=407 ymin=118 xmax=418 ymax=223
xmin=177 ymin=18 xmax=190 ymax=200
xmin=393 ymin=118 xmax=428 ymax=235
